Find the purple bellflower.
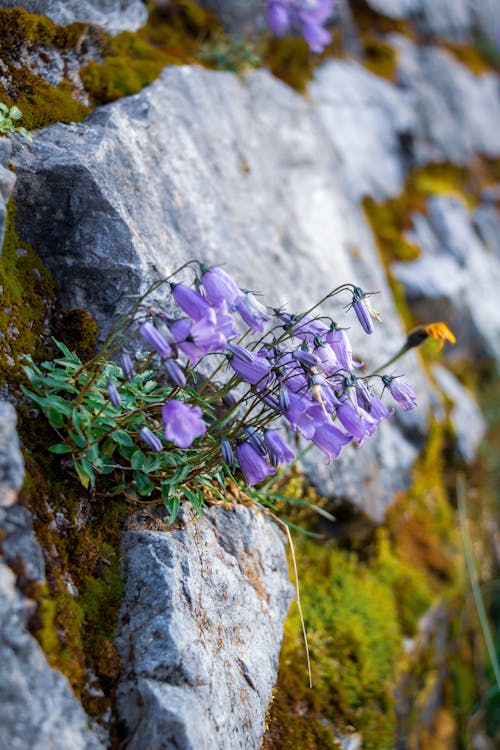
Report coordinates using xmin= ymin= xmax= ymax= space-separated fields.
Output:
xmin=244 ymin=426 xmax=268 ymax=456
xmin=325 ymin=325 xmax=361 ymax=370
xmin=311 ymin=422 xmax=351 ymax=462
xmin=120 ymin=353 xmax=136 ymax=381
xmin=171 ymin=283 xmax=212 ymax=321
xmin=139 ymin=426 xmax=163 ymax=452
xmin=201 ymin=264 xmax=243 ymax=307
xmin=139 ymin=321 xmax=173 ymax=358
xmin=221 ymin=437 xmax=235 ymax=467
xmin=162 ymin=399 xmax=206 ymax=448
xmin=266 ymin=0 xmax=335 ymax=53
xmin=236 ymin=292 xmax=271 ymax=332
xmin=264 ymin=429 xmax=295 ymax=467
xmin=164 ymin=358 xmax=186 ymax=388
xmin=336 ymin=400 xmax=377 ymax=442
xmin=236 ymin=441 xmax=276 ymax=486
xmin=228 ymin=352 xmax=272 ymax=389
xmin=382 ymin=375 xmax=418 ymax=411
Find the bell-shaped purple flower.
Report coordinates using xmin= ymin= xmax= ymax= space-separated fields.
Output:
xmin=171 ymin=283 xmax=211 ymax=321
xmin=107 ymin=381 xmax=121 ymax=408
xmin=313 ymin=339 xmax=338 ymax=375
xmin=325 ymin=325 xmax=361 ymax=370
xmin=311 ymin=422 xmax=351 ymax=463
xmin=139 ymin=426 xmax=163 ymax=452
xmin=336 ymin=401 xmax=377 ymax=442
xmin=352 ymin=294 xmax=374 ymax=334
xmin=228 ymin=352 xmax=272 ymax=389
xmin=162 ymin=399 xmax=206 ymax=448
xmin=244 ymin=426 xmax=268 ymax=456
xmin=382 ymin=375 xmax=418 ymax=411
xmin=302 ymin=21 xmax=331 ymax=53
xmin=292 ymin=348 xmax=320 ymax=368
xmin=236 ymin=292 xmax=270 ymax=333
xmin=236 ymin=441 xmax=275 ymax=486
xmin=226 ymin=342 xmax=254 ymax=363
xmin=201 ymin=265 xmax=243 ymax=307
xmin=139 ymin=321 xmax=173 ymax=358
xmin=264 ymin=430 xmax=295 ymax=467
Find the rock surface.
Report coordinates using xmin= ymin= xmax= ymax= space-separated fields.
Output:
xmin=392 ymin=195 xmax=500 ymax=361
xmin=432 ymin=365 xmax=486 ymax=461
xmin=0 ymin=401 xmax=104 ymax=750
xmin=10 ymin=63 xmax=431 ymax=521
xmin=0 ymin=139 xmax=16 ymax=252
xmin=116 ymin=504 xmax=293 ymax=750
xmin=0 ymin=0 xmax=147 ymax=34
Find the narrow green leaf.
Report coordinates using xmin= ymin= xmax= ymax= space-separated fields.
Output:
xmin=48 ymin=443 xmax=72 ymax=454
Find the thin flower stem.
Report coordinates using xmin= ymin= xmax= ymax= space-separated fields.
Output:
xmin=456 ymin=473 xmax=500 ymax=693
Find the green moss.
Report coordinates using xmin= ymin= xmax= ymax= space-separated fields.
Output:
xmin=0 ymin=199 xmax=54 ymax=386
xmin=443 ymin=41 xmax=499 ymax=76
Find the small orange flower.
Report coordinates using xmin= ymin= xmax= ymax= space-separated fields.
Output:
xmin=423 ymin=322 xmax=456 ymax=350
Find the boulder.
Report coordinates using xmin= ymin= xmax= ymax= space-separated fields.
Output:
xmin=116 ymin=503 xmax=293 ymax=750
xmin=0 ymin=140 xmax=16 ymax=252
xmin=0 ymin=401 xmax=24 ymax=507
xmin=432 ymin=365 xmax=486 ymax=461
xmin=0 ymin=0 xmax=147 ymax=35
xmin=392 ymin=195 xmax=500 ymax=361
xmin=10 ymin=64 xmax=431 ymax=521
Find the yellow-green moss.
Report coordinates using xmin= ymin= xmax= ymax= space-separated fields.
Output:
xmin=0 ymin=199 xmax=54 ymax=385
xmin=442 ymin=42 xmax=499 ymax=76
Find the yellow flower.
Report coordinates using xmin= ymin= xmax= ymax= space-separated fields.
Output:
xmin=423 ymin=322 xmax=456 ymax=349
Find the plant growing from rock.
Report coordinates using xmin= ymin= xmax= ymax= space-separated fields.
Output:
xmin=0 ymin=102 xmax=32 ymax=141
xmin=23 ymin=261 xmax=438 ymax=524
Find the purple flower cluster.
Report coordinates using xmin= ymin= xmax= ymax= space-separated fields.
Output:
xmin=266 ymin=0 xmax=336 ymax=53
xmin=107 ymin=261 xmax=417 ymax=489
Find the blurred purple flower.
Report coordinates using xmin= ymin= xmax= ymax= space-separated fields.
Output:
xmin=162 ymin=399 xmax=206 ymax=448
xmin=311 ymin=422 xmax=351 ymax=462
xmin=139 ymin=321 xmax=173 ymax=358
xmin=164 ymin=358 xmax=186 ymax=388
xmin=201 ymin=264 xmax=243 ymax=307
xmin=221 ymin=437 xmax=235 ymax=467
xmin=139 ymin=426 xmax=163 ymax=452
xmin=171 ymin=283 xmax=211 ymax=321
xmin=236 ymin=292 xmax=270 ymax=332
xmin=265 ymin=0 xmax=335 ymax=53
xmin=107 ymin=381 xmax=121 ymax=408
xmin=120 ymin=353 xmax=135 ymax=381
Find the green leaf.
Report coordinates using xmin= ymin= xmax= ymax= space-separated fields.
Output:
xmin=163 ymin=495 xmax=180 ymax=525
xmin=16 ymin=127 xmax=32 ymax=142
xmin=48 ymin=443 xmax=73 ymax=454
xmin=9 ymin=106 xmax=22 ymax=120
xmin=52 ymin=339 xmax=81 ymax=364
xmin=68 ymin=430 xmax=87 ymax=449
xmin=131 ymin=449 xmax=146 ymax=470
xmin=111 ymin=430 xmax=135 ymax=448
xmin=74 ymin=460 xmax=90 ymax=488
xmin=133 ymin=470 xmax=154 ymax=496
xmin=47 ymin=406 xmax=65 ymax=428
xmin=81 ymin=458 xmax=95 ymax=488
xmin=181 ymin=486 xmax=204 ymax=516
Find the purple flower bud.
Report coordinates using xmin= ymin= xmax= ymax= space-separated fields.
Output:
xmin=292 ymin=349 xmax=320 ymax=368
xmin=201 ymin=265 xmax=243 ymax=307
xmin=244 ymin=426 xmax=268 ymax=456
xmin=120 ymin=353 xmax=135 ymax=381
xmin=325 ymin=325 xmax=360 ymax=371
xmin=139 ymin=321 xmax=173 ymax=358
xmin=162 ymin=399 xmax=206 ymax=448
xmin=279 ymin=384 xmax=291 ymax=412
xmin=171 ymin=283 xmax=211 ymax=321
xmin=352 ymin=295 xmax=374 ymax=335
xmin=139 ymin=426 xmax=163 ymax=452
xmin=367 ymin=394 xmax=393 ymax=421
xmin=264 ymin=430 xmax=295 ymax=467
xmin=302 ymin=21 xmax=331 ymax=53
xmin=382 ymin=375 xmax=418 ymax=411
xmin=267 ymin=3 xmax=290 ymax=34
xmin=164 ymin=358 xmax=186 ymax=388
xmin=236 ymin=441 xmax=275 ymax=486
xmin=222 ymin=391 xmax=239 ymax=408
xmin=107 ymin=381 xmax=121 ymax=408
xmin=336 ymin=401 xmax=377 ymax=442
xmin=221 ymin=437 xmax=234 ymax=467
xmin=261 ymin=391 xmax=280 ymax=410
xmin=226 ymin=342 xmax=254 ymax=363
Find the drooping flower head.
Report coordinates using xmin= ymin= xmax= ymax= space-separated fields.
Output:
xmin=139 ymin=426 xmax=163 ymax=452
xmin=236 ymin=441 xmax=276 ymax=486
xmin=264 ymin=429 xmax=295 ymax=467
xmin=265 ymin=0 xmax=336 ymax=53
xmin=382 ymin=375 xmax=418 ymax=411
xmin=162 ymin=399 xmax=206 ymax=448
xmin=200 ymin=264 xmax=243 ymax=307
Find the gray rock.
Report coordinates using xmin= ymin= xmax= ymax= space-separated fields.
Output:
xmin=0 ymin=0 xmax=147 ymax=35
xmin=10 ymin=64 xmax=432 ymax=521
xmin=392 ymin=196 xmax=500 ymax=361
xmin=393 ymin=36 xmax=500 ymax=165
xmin=0 ymin=139 xmax=16 ymax=252
xmin=0 ymin=502 xmax=45 ymax=583
xmin=432 ymin=365 xmax=486 ymax=461
xmin=0 ymin=561 xmax=104 ymax=750
xmin=0 ymin=401 xmax=24 ymax=507
xmin=196 ymin=0 xmax=268 ymax=36
xmin=116 ymin=503 xmax=293 ymax=750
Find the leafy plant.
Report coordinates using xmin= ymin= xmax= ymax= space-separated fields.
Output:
xmin=0 ymin=102 xmax=32 ymax=141
xmin=22 ymin=260 xmax=436 ymax=523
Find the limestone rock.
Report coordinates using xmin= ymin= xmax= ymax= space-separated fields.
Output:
xmin=0 ymin=0 xmax=147 ymax=35
xmin=432 ymin=365 xmax=486 ymax=461
xmin=0 ymin=139 xmax=16 ymax=252
xmin=0 ymin=561 xmax=104 ymax=750
xmin=10 ymin=65 xmax=433 ymax=521
xmin=116 ymin=504 xmax=293 ymax=750
xmin=393 ymin=36 xmax=500 ymax=165
xmin=195 ymin=0 xmax=268 ymax=36
xmin=0 ymin=401 xmax=24 ymax=507
xmin=392 ymin=196 xmax=500 ymax=361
